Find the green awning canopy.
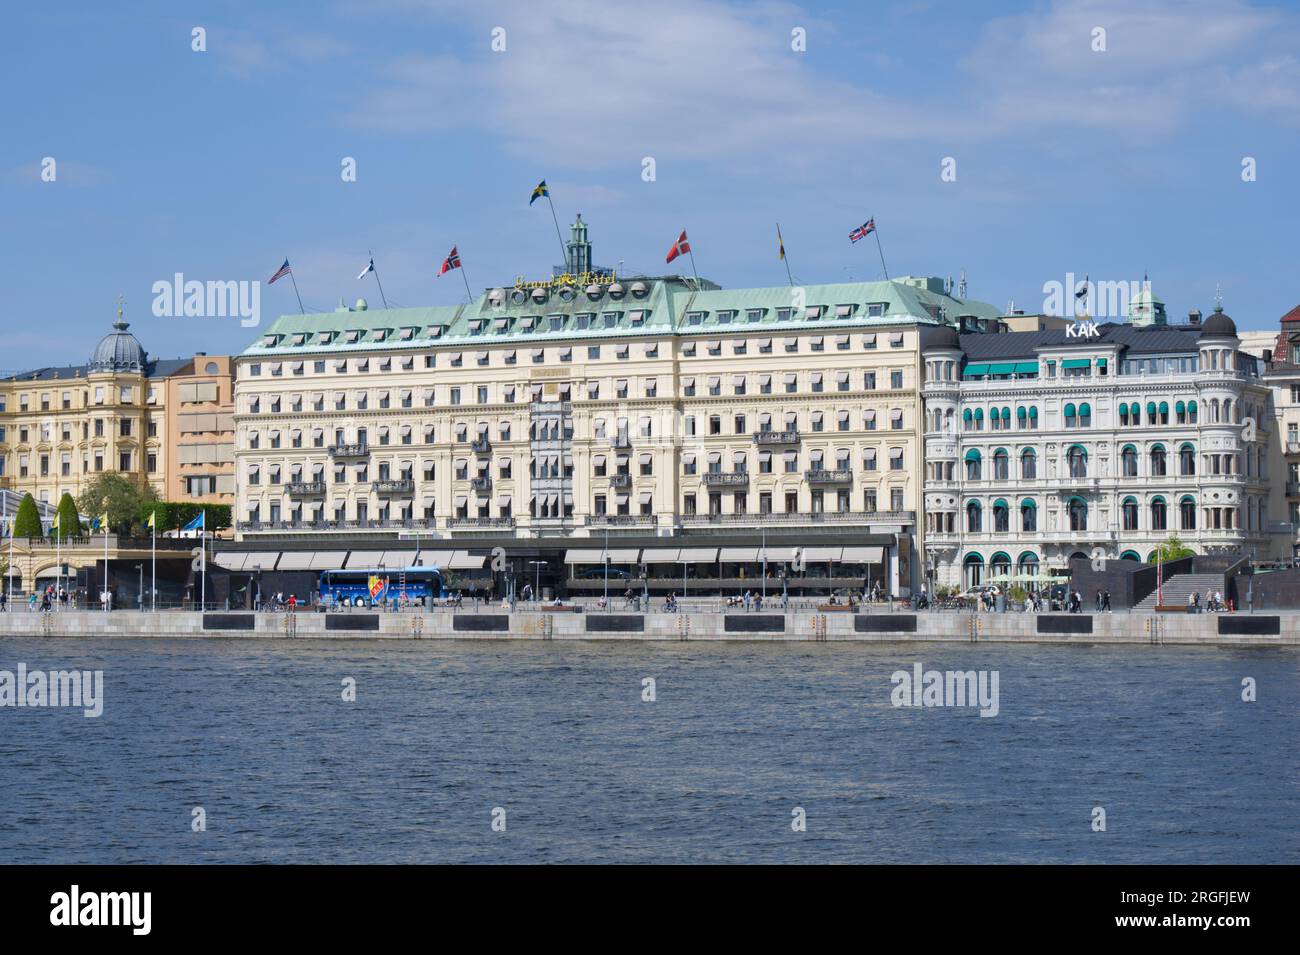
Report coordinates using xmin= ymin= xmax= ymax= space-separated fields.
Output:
xmin=993 ymin=499 xmax=1009 ymax=509
xmin=988 ymin=362 xmax=1018 ymax=375
xmin=1028 ymin=407 xmax=1039 ymax=417
xmin=1176 ymin=400 xmax=1186 ymax=413
xmin=1061 ymin=358 xmax=1091 ymax=369
xmin=1014 ymin=361 xmax=1039 ymax=374
xmin=964 ymin=449 xmax=982 ymax=461
xmin=1096 ymin=357 xmax=1109 ymax=367
xmin=1020 ymin=498 xmax=1036 ymax=509
xmin=963 ymin=363 xmax=990 ymax=378
xmin=1016 ymin=406 xmax=1027 ymax=418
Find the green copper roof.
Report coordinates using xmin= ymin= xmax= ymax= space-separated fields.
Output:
xmin=241 ymin=274 xmax=1002 ymax=357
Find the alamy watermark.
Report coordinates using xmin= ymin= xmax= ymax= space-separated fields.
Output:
xmin=890 ymin=662 xmax=999 ymax=717
xmin=151 ymin=273 xmax=261 ymax=327
xmin=1042 ymin=271 xmax=1148 ymax=320
xmin=0 ymin=663 xmax=103 ymax=717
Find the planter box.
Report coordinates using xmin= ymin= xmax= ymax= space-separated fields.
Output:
xmin=1154 ymin=604 xmax=1188 ymax=613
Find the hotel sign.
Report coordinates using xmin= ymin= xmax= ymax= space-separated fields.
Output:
xmin=1066 ymin=319 xmax=1100 ymax=339
xmin=511 ymin=270 xmax=616 ymax=291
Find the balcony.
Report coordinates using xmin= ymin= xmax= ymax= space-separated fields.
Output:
xmin=610 ymin=435 xmax=632 ymax=449
xmin=680 ymin=510 xmax=913 ymax=528
xmin=372 ymin=479 xmax=415 ymax=494
xmin=584 ymin=514 xmax=656 ymax=527
xmin=286 ymin=481 xmax=326 ymax=496
xmin=447 ymin=516 xmax=515 ymax=529
xmin=470 ymin=476 xmax=493 ymax=492
xmin=805 ymin=468 xmax=852 ymax=484
xmin=470 ymin=438 xmax=491 ymax=454
xmin=753 ymin=430 xmax=799 ymax=445
xmin=1287 ymin=441 xmax=1300 ymax=455
xmin=1287 ymin=482 xmax=1300 ymax=498
xmin=703 ymin=471 xmax=749 ymax=487
xmin=608 ymin=473 xmax=632 ymax=488
xmin=329 ymin=443 xmax=368 ymax=458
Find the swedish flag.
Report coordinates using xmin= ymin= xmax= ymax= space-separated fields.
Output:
xmin=530 ymin=180 xmax=549 ymax=206
xmin=147 ymin=510 xmax=156 ymax=530
xmin=98 ymin=512 xmax=109 ymax=532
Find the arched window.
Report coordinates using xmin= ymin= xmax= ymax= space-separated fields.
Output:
xmin=1180 ymin=495 xmax=1196 ymax=530
xmin=1150 ymin=444 xmax=1167 ymax=477
xmin=1068 ymin=496 xmax=1088 ymax=531
xmin=990 ymin=552 xmax=1011 ymax=580
xmin=966 ymin=500 xmax=982 ymax=533
xmin=973 ymin=407 xmax=984 ymax=431
xmin=1188 ymin=401 xmax=1198 ymax=424
xmin=1078 ymin=402 xmax=1092 ymax=428
xmin=1119 ymin=550 xmax=1142 ymax=563
xmin=1175 ymin=400 xmax=1186 ymax=424
xmin=1020 ymin=448 xmax=1037 ymax=479
xmin=1118 ymin=403 xmax=1130 ymax=427
xmin=1064 ymin=403 xmax=1077 ymax=428
xmin=1151 ymin=496 xmax=1167 ymax=531
xmin=1016 ymin=406 xmax=1027 ymax=429
xmin=993 ymin=448 xmax=1009 ymax=480
xmin=965 ymin=448 xmax=982 ymax=481
xmin=1158 ymin=401 xmax=1169 ymax=425
xmin=1209 ymin=398 xmax=1219 ymax=423
xmin=1067 ymin=445 xmax=1087 ymax=478
xmin=1146 ymin=401 xmax=1157 ymax=424
xmin=1179 ymin=443 xmax=1195 ymax=475
xmin=1017 ymin=551 xmax=1039 ymax=579
xmin=964 ymin=553 xmax=984 ymax=589
xmin=962 ymin=408 xmax=973 ymax=431
xmin=1120 ymin=445 xmax=1138 ymax=477
xmin=993 ymin=499 xmax=1009 ymax=533
xmin=1020 ymin=498 xmax=1037 ymax=532
xmin=1121 ymin=496 xmax=1138 ymax=531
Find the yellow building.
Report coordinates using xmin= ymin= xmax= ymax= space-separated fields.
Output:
xmin=163 ymin=353 xmax=236 ymax=505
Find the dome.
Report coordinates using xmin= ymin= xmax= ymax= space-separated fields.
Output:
xmin=89 ymin=319 xmax=147 ymax=372
xmin=1200 ymin=307 xmax=1237 ymax=337
xmin=919 ymin=324 xmax=960 ymax=352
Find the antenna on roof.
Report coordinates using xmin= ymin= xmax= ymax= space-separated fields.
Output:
xmin=1214 ymin=282 xmax=1223 ymax=310
xmin=958 ymin=269 xmax=967 ymax=299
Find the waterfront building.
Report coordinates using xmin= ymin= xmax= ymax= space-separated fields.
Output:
xmin=162 ymin=354 xmax=236 ymax=506
xmin=1260 ymin=303 xmax=1300 ymax=561
xmin=229 ymin=219 xmax=1003 ymax=597
xmin=920 ymin=305 xmax=1274 ymax=591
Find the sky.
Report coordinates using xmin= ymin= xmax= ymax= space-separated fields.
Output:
xmin=3 ymin=0 xmax=1299 ymax=368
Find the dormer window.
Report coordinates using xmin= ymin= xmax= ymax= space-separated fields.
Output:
xmin=746 ymin=308 xmax=764 ymax=322
xmin=602 ymin=312 xmax=620 ymax=328
xmin=717 ymin=310 xmax=736 ymax=324
xmin=344 ymin=330 xmax=362 ymax=343
xmin=867 ymin=302 xmax=886 ymax=317
xmin=804 ymin=306 xmax=822 ymax=320
xmin=776 ymin=308 xmax=792 ymax=321
xmin=686 ymin=311 xmax=705 ymax=325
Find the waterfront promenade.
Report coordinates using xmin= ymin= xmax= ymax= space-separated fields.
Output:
xmin=0 ymin=608 xmax=1295 ymax=645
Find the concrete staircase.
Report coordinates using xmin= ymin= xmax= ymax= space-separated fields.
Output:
xmin=1133 ymin=572 xmax=1225 ymax=611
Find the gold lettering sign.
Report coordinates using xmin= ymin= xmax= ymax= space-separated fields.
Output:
xmin=530 ymin=367 xmax=569 ymax=379
xmin=511 ymin=270 xmax=616 ymax=291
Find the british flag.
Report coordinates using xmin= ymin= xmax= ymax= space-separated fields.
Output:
xmin=849 ymin=219 xmax=876 ymax=243
xmin=438 ymin=246 xmax=461 ymax=275
xmin=268 ymin=259 xmax=292 ymax=284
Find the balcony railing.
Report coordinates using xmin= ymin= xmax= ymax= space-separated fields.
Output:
xmin=680 ymin=510 xmax=913 ymax=527
xmin=608 ymin=473 xmax=632 ymax=488
xmin=805 ymin=468 xmax=852 ymax=483
xmin=470 ymin=438 xmax=491 ymax=454
xmin=584 ymin=514 xmax=656 ymax=527
xmin=703 ymin=471 xmax=749 ymax=486
xmin=470 ymin=476 xmax=493 ymax=492
xmin=753 ymin=430 xmax=799 ymax=445
xmin=610 ymin=435 xmax=632 ymax=449
xmin=372 ymin=479 xmax=415 ymax=494
xmin=286 ymin=481 xmax=326 ymax=496
xmin=329 ymin=443 xmax=368 ymax=457
xmin=239 ymin=517 xmax=437 ymax=532
xmin=447 ymin=516 xmax=514 ymax=529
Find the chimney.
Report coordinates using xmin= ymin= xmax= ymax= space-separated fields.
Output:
xmin=1264 ymin=348 xmax=1273 ymax=364
xmin=1188 ymin=309 xmax=1202 ymax=325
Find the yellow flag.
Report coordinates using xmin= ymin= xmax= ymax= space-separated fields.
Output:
xmin=147 ymin=510 xmax=156 ymax=530
xmin=52 ymin=512 xmax=60 ymax=532
xmin=99 ymin=512 xmax=109 ymax=530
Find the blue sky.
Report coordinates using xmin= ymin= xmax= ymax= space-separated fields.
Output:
xmin=3 ymin=0 xmax=1299 ymax=367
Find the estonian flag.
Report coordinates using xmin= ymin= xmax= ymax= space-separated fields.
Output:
xmin=357 ymin=258 xmax=375 ymax=280
xmin=530 ymin=180 xmax=549 ymax=205
xmin=183 ymin=511 xmax=205 ymax=532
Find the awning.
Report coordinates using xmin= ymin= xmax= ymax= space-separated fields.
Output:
xmin=760 ymin=546 xmax=799 ymax=561
xmin=346 ymin=550 xmax=389 ymax=567
xmin=565 ymin=549 xmax=605 ymax=563
xmin=447 ymin=551 xmax=488 ymax=570
xmin=1014 ymin=361 xmax=1039 ymax=374
xmin=802 ymin=546 xmax=843 ymax=560
xmin=841 ymin=546 xmax=884 ymax=562
xmin=241 ymin=552 xmax=281 ymax=572
xmin=309 ymin=552 xmax=349 ymax=570
xmin=606 ymin=548 xmax=640 ymax=563
xmin=678 ymin=547 xmax=719 ymax=561
xmin=963 ymin=363 xmax=989 ymax=377
xmin=640 ymin=548 xmax=681 ymax=563
xmin=276 ymin=552 xmax=315 ymax=570
xmin=638 ymin=492 xmax=653 ymax=504
xmin=719 ymin=547 xmax=759 ymax=560
xmin=413 ymin=550 xmax=455 ymax=567
xmin=213 ymin=553 xmax=248 ymax=571
xmin=1062 ymin=358 xmax=1091 ymax=369
xmin=988 ymin=362 xmax=1018 ymax=375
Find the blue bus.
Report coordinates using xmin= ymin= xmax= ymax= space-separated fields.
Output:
xmin=319 ymin=566 xmax=446 ymax=608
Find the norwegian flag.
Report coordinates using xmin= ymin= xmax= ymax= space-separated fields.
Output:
xmin=665 ymin=229 xmax=691 ymax=264
xmin=849 ymin=218 xmax=876 ymax=243
xmin=268 ymin=259 xmax=292 ymax=284
xmin=438 ymin=246 xmax=461 ymax=275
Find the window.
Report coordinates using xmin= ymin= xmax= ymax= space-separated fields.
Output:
xmin=1068 ymin=497 xmax=1088 ymax=531
xmin=1067 ymin=446 xmax=1087 ymax=478
xmin=1122 ymin=497 xmax=1139 ymax=530
xmin=967 ymin=501 xmax=982 ymax=533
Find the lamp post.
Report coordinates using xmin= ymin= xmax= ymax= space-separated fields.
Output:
xmin=136 ymin=564 xmax=143 ymax=611
xmin=758 ymin=525 xmax=767 ymax=601
xmin=253 ymin=564 xmax=262 ymax=611
xmin=603 ymin=527 xmax=610 ymax=609
xmin=529 ymin=560 xmax=545 ymax=604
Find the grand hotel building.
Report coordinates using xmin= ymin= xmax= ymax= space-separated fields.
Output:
xmin=229 ymin=220 xmax=1005 ymax=595
xmin=919 ymin=306 xmax=1275 ymax=591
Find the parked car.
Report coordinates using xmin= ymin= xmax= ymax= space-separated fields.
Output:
xmin=578 ymin=567 xmax=632 ymax=580
xmin=956 ymin=586 xmax=999 ymax=606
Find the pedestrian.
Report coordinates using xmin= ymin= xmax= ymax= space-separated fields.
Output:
xmin=1102 ymin=590 xmax=1111 ymax=612
xmin=1095 ymin=590 xmax=1103 ymax=612
xmin=1187 ymin=591 xmax=1196 ymax=613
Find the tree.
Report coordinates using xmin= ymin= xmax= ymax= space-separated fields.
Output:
xmin=54 ymin=492 xmax=81 ymax=540
xmin=13 ymin=493 xmax=43 ymax=539
xmin=1156 ymin=536 xmax=1195 ymax=563
xmin=77 ymin=474 xmax=157 ymax=535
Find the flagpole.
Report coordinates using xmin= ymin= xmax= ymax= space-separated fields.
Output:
xmin=459 ymin=263 xmax=474 ymax=304
xmin=288 ymin=264 xmax=306 ymax=315
xmin=151 ymin=515 xmax=156 ymax=613
xmin=546 ymin=196 xmax=569 ymax=269
xmin=872 ymin=227 xmax=890 ymax=281
xmin=103 ymin=520 xmax=109 ymax=613
xmin=55 ymin=517 xmax=60 ymax=613
xmin=368 ymin=251 xmax=389 ymax=309
xmin=778 ymin=223 xmax=794 ymax=286
xmin=687 ymin=247 xmax=701 ymax=289
xmin=200 ymin=514 xmax=206 ymax=611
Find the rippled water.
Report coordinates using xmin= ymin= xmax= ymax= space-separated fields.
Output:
xmin=0 ymin=638 xmax=1295 ymax=864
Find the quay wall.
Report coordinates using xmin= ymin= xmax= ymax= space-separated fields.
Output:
xmin=0 ymin=610 xmax=1297 ymax=646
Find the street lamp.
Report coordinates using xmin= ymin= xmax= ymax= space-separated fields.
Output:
xmin=528 ymin=560 xmax=545 ymax=604
xmin=136 ymin=564 xmax=143 ymax=611
xmin=603 ymin=527 xmax=610 ymax=609
xmin=758 ymin=525 xmax=767 ymax=601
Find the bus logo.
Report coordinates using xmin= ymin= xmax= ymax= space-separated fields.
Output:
xmin=368 ymin=576 xmax=388 ymax=600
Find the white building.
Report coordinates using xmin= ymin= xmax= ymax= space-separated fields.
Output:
xmin=919 ymin=309 xmax=1273 ymax=591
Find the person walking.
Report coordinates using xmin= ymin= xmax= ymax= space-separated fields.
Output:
xmin=1102 ymin=590 xmax=1111 ymax=612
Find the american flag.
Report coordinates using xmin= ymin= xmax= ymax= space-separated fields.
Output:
xmin=849 ymin=219 xmax=876 ymax=243
xmin=438 ymin=246 xmax=461 ymax=275
xmin=268 ymin=259 xmax=292 ymax=284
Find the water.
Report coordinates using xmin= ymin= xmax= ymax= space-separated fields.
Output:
xmin=0 ymin=638 xmax=1295 ymax=864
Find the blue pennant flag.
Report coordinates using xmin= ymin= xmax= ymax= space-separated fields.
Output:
xmin=182 ymin=511 xmax=205 ymax=532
